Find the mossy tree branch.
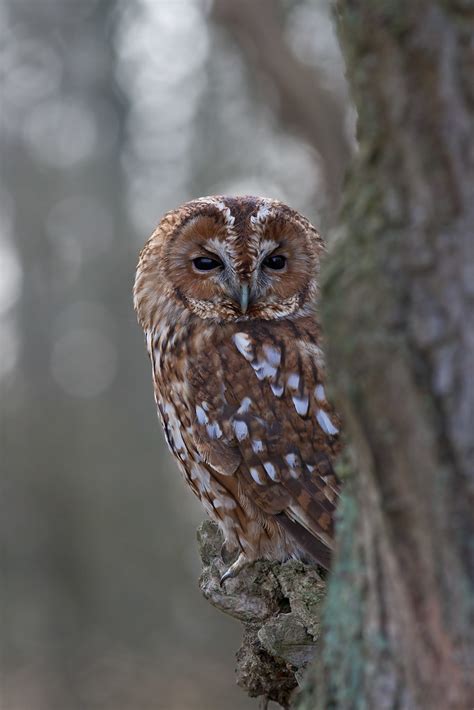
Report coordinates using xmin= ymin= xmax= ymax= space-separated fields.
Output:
xmin=197 ymin=521 xmax=326 ymax=708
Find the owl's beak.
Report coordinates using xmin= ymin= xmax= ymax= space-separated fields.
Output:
xmin=240 ymin=283 xmax=250 ymax=314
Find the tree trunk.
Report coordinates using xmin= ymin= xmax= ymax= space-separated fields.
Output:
xmin=299 ymin=1 xmax=474 ymax=708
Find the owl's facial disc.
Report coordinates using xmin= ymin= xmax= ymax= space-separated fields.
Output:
xmin=154 ymin=202 xmax=321 ymax=322
xmin=183 ymin=239 xmax=311 ymax=321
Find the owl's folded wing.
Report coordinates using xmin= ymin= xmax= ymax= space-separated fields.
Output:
xmin=188 ymin=323 xmax=342 ymax=569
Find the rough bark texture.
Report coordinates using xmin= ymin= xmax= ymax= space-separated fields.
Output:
xmin=197 ymin=521 xmax=326 ymax=707
xmin=298 ymin=1 xmax=474 ymax=708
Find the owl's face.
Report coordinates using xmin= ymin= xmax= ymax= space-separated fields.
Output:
xmin=135 ymin=196 xmax=324 ymax=328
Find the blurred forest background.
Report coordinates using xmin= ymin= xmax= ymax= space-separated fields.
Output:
xmin=0 ymin=1 xmax=354 ymax=708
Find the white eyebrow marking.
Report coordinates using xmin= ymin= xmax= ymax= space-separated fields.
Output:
xmin=292 ymin=395 xmax=309 ymax=416
xmin=213 ymin=200 xmax=235 ymax=227
xmin=316 ymin=409 xmax=339 ymax=436
xmin=204 ymin=237 xmax=232 ymax=263
xmin=259 ymin=239 xmax=280 ymax=258
xmin=250 ymin=202 xmax=271 ymax=226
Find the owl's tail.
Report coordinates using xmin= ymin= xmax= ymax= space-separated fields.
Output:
xmin=276 ymin=512 xmax=332 ymax=571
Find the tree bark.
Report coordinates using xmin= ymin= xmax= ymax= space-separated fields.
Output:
xmin=197 ymin=520 xmax=326 ymax=708
xmin=299 ymin=1 xmax=474 ymax=708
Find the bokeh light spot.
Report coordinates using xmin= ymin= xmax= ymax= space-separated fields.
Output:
xmin=0 ymin=317 xmax=20 ymax=381
xmin=0 ymin=238 xmax=22 ymax=316
xmin=46 ymin=195 xmax=114 ymax=259
xmin=51 ymin=328 xmax=118 ymax=398
xmin=1 ymin=35 xmax=62 ymax=111
xmin=23 ymin=97 xmax=98 ymax=168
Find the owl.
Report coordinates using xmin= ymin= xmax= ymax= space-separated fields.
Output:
xmin=134 ymin=195 xmax=342 ymax=581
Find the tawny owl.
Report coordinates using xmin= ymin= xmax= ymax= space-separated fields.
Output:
xmin=134 ymin=195 xmax=341 ymax=581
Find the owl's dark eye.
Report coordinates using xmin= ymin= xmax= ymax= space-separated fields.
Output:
xmin=263 ymin=254 xmax=286 ymax=270
xmin=193 ymin=256 xmax=222 ymax=271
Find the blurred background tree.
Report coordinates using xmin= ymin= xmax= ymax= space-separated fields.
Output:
xmin=0 ymin=1 xmax=353 ymax=709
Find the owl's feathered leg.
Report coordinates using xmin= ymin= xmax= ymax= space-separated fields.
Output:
xmin=220 ymin=552 xmax=248 ymax=585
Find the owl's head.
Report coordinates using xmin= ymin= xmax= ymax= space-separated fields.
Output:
xmin=134 ymin=196 xmax=324 ymax=329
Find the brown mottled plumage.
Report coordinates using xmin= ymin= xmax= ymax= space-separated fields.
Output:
xmin=134 ymin=195 xmax=342 ymax=579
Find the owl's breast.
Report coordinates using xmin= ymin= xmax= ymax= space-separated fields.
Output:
xmin=146 ymin=318 xmax=218 ymax=479
xmin=148 ymin=329 xmax=246 ymax=523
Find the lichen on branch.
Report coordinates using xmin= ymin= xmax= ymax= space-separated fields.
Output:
xmin=197 ymin=520 xmax=326 ymax=708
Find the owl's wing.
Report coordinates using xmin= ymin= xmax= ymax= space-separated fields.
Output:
xmin=188 ymin=322 xmax=342 ymax=569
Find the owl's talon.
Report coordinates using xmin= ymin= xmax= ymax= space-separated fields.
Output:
xmin=220 ymin=552 xmax=247 ymax=585
xmin=221 ymin=540 xmax=238 ymax=565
